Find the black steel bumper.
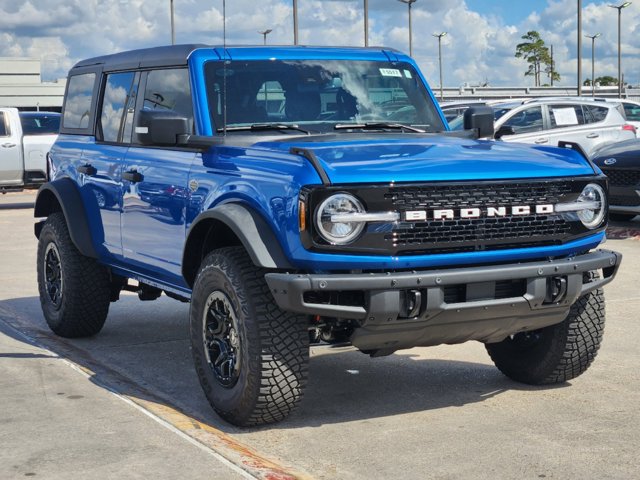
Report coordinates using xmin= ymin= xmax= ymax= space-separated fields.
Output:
xmin=265 ymin=250 xmax=622 ymax=351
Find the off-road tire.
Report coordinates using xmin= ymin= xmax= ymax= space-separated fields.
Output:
xmin=190 ymin=246 xmax=309 ymax=426
xmin=37 ymin=212 xmax=111 ymax=337
xmin=609 ymin=213 xmax=636 ymax=222
xmin=485 ymin=282 xmax=605 ymax=385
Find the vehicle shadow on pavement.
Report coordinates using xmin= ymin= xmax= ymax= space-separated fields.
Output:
xmin=0 ymin=295 xmax=568 ymax=434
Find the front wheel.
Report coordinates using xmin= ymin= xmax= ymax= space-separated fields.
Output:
xmin=485 ymin=283 xmax=605 ymax=385
xmin=190 ymin=247 xmax=309 ymax=426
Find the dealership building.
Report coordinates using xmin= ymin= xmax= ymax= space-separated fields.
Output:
xmin=0 ymin=58 xmax=66 ymax=112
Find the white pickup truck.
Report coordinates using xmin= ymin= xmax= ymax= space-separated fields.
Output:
xmin=1 ymin=107 xmax=60 ymax=192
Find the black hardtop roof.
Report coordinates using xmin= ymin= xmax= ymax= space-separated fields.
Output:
xmin=70 ymin=44 xmax=402 ymax=72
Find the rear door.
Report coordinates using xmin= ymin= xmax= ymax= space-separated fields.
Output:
xmin=0 ymin=109 xmax=23 ymax=186
xmin=120 ymin=68 xmax=196 ymax=287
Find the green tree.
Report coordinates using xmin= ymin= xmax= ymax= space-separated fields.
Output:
xmin=584 ymin=76 xmax=618 ymax=86
xmin=515 ymin=31 xmax=559 ymax=86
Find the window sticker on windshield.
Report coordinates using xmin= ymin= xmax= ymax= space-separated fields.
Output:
xmin=379 ymin=68 xmax=403 ymax=78
xmin=552 ymin=108 xmax=579 ymax=126
xmin=403 ymin=70 xmax=413 ymax=79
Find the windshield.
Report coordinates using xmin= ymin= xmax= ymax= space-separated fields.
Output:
xmin=19 ymin=113 xmax=60 ymax=135
xmin=205 ymin=60 xmax=445 ymax=134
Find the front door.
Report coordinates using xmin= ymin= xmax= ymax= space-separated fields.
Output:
xmin=0 ymin=110 xmax=23 ymax=186
xmin=120 ymin=68 xmax=195 ymax=288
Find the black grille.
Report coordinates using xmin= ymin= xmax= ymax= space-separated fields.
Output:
xmin=384 ymin=182 xmax=572 ymax=251
xmin=602 ymin=169 xmax=640 ymax=187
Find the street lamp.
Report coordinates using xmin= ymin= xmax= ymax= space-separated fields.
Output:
xmin=293 ymin=0 xmax=299 ymax=45
xmin=577 ymin=0 xmax=582 ymax=96
xmin=585 ymin=33 xmax=601 ymax=97
xmin=609 ymin=2 xmax=632 ymax=98
xmin=170 ymin=0 xmax=175 ymax=45
xmin=364 ymin=0 xmax=369 ymax=47
xmin=433 ymin=32 xmax=447 ymax=101
xmin=398 ymin=0 xmax=417 ymax=57
xmin=259 ymin=29 xmax=273 ymax=45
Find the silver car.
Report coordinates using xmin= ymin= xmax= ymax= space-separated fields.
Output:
xmin=450 ymin=98 xmax=636 ymax=155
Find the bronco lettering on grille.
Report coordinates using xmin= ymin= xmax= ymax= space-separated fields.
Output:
xmin=403 ymin=204 xmax=554 ymax=221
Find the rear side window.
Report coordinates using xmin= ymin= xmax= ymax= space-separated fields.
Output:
xmin=548 ymin=105 xmax=584 ymax=129
xmin=583 ymin=105 xmax=609 ymax=123
xmin=623 ymin=103 xmax=640 ymax=121
xmin=0 ymin=112 xmax=8 ymax=136
xmin=63 ymin=73 xmax=97 ymax=129
xmin=100 ymin=72 xmax=135 ymax=142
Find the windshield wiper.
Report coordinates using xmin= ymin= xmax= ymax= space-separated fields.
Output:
xmin=334 ymin=122 xmax=425 ymax=133
xmin=217 ymin=123 xmax=310 ymax=135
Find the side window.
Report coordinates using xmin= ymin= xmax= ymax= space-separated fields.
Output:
xmin=582 ymin=105 xmax=609 ymax=124
xmin=549 ymin=104 xmax=584 ymax=129
xmin=63 ymin=73 xmax=96 ymax=129
xmin=140 ymin=68 xmax=193 ymax=128
xmin=100 ymin=72 xmax=135 ymax=143
xmin=623 ymin=103 xmax=640 ymax=122
xmin=0 ymin=112 xmax=8 ymax=137
xmin=502 ymin=106 xmax=543 ymax=134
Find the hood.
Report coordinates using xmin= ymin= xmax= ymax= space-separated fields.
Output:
xmin=592 ymin=139 xmax=640 ymax=169
xmin=252 ymin=134 xmax=596 ymax=184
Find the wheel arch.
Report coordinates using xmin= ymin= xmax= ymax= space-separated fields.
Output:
xmin=34 ymin=178 xmax=98 ymax=258
xmin=182 ymin=203 xmax=294 ymax=288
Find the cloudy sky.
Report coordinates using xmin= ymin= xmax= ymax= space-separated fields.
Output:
xmin=1 ymin=0 xmax=638 ymax=89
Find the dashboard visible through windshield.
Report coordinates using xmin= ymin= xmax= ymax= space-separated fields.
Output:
xmin=204 ymin=59 xmax=445 ymax=134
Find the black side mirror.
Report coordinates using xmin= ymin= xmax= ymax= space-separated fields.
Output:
xmin=495 ymin=125 xmax=516 ymax=140
xmin=463 ymin=106 xmax=494 ymax=139
xmin=137 ymin=109 xmax=190 ymax=146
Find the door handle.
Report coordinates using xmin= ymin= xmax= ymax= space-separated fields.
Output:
xmin=76 ymin=164 xmax=97 ymax=176
xmin=1 ymin=142 xmax=16 ymax=148
xmin=122 ymin=170 xmax=144 ymax=183
xmin=586 ymin=133 xmax=599 ymax=138
xmin=534 ymin=138 xmax=549 ymax=144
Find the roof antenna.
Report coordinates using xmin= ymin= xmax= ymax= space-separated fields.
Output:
xmin=222 ymin=0 xmax=227 ymax=137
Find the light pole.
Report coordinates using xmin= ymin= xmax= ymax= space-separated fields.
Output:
xmin=398 ymin=0 xmax=417 ymax=57
xmin=609 ymin=2 xmax=631 ymax=98
xmin=293 ymin=0 xmax=299 ymax=45
xmin=585 ymin=33 xmax=601 ymax=97
xmin=259 ymin=29 xmax=273 ymax=45
xmin=577 ymin=0 xmax=582 ymax=96
xmin=433 ymin=32 xmax=447 ymax=101
xmin=364 ymin=0 xmax=369 ymax=47
xmin=170 ymin=0 xmax=175 ymax=45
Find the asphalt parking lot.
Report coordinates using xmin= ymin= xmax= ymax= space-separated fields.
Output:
xmin=1 ymin=190 xmax=639 ymax=480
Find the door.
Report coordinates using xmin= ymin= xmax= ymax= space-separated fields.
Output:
xmin=0 ymin=110 xmax=23 ymax=186
xmin=79 ymin=71 xmax=137 ymax=258
xmin=121 ymin=68 xmax=195 ymax=287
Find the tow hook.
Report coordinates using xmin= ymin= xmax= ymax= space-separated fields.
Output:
xmin=545 ymin=276 xmax=568 ymax=304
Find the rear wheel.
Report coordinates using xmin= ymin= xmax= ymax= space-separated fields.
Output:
xmin=485 ymin=282 xmax=605 ymax=385
xmin=36 ymin=212 xmax=111 ymax=337
xmin=609 ymin=213 xmax=636 ymax=222
xmin=190 ymin=247 xmax=309 ymax=426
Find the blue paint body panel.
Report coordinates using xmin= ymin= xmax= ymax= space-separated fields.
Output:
xmin=47 ymin=45 xmax=607 ymax=294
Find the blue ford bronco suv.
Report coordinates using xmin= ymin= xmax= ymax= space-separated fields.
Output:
xmin=35 ymin=45 xmax=621 ymax=426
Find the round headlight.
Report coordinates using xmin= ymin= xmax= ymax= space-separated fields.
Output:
xmin=577 ymin=183 xmax=606 ymax=229
xmin=315 ymin=193 xmax=365 ymax=245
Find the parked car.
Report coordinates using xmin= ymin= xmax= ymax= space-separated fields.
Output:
xmin=449 ymin=98 xmax=636 ymax=155
xmin=34 ymin=45 xmax=620 ymax=426
xmin=440 ymin=100 xmax=490 ymax=122
xmin=591 ymin=138 xmax=640 ymax=221
xmin=0 ymin=108 xmax=60 ymax=191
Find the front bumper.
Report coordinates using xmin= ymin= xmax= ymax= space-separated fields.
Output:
xmin=266 ymin=249 xmax=621 ymax=351
xmin=609 ymin=184 xmax=640 ymax=214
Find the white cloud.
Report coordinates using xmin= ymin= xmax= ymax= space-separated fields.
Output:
xmin=0 ymin=0 xmax=638 ymax=88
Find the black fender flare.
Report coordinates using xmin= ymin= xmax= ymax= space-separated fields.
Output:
xmin=182 ymin=203 xmax=294 ymax=286
xmin=34 ymin=178 xmax=98 ymax=258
